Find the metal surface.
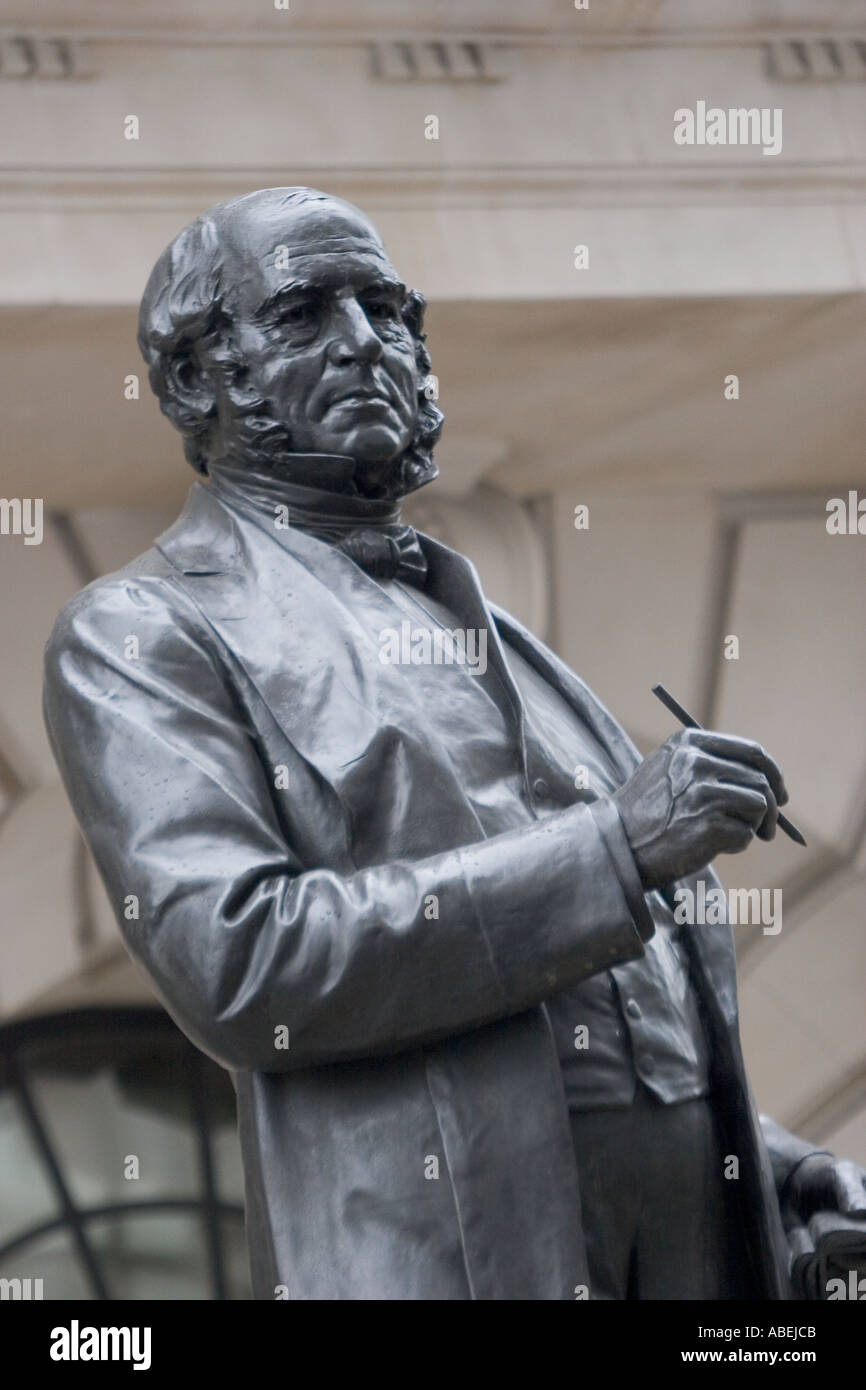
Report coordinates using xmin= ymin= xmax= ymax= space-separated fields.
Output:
xmin=40 ymin=188 xmax=864 ymax=1299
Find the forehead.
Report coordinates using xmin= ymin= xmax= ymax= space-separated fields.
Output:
xmin=220 ymin=199 xmax=401 ymax=304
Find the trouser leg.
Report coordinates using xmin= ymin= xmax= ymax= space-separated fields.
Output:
xmin=567 ymin=1103 xmax=641 ymax=1300
xmin=632 ymin=1087 xmax=732 ymax=1299
xmin=570 ymin=1086 xmax=750 ymax=1300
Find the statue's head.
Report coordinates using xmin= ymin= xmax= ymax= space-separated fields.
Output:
xmin=138 ymin=187 xmax=443 ymax=498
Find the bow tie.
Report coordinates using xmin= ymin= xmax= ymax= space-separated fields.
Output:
xmin=337 ymin=524 xmax=428 ymax=586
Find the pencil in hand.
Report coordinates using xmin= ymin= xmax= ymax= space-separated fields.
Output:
xmin=651 ymin=683 xmax=807 ymax=847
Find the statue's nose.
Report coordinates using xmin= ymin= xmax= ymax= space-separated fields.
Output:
xmin=327 ymin=299 xmax=383 ymax=365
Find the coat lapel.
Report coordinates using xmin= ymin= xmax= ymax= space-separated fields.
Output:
xmin=420 ymin=536 xmax=528 ymax=751
xmin=488 ymin=601 xmax=642 ymax=786
xmin=677 ymin=868 xmax=740 ymax=1028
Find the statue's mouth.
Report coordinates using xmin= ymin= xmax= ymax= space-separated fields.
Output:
xmin=331 ymin=391 xmax=393 ymax=409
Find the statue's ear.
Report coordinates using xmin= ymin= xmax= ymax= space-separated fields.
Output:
xmin=165 ymin=347 xmax=217 ymax=425
xmin=402 ymin=287 xmax=427 ymax=338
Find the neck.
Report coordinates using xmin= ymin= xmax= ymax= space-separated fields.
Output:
xmin=206 ymin=452 xmax=405 ymax=541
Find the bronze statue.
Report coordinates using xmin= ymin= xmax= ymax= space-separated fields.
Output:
xmin=43 ymin=188 xmax=866 ymax=1300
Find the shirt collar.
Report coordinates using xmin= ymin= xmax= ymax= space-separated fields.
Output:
xmin=206 ymin=452 xmax=404 ymax=541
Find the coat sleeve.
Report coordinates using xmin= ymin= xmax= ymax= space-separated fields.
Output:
xmin=43 ymin=573 xmax=649 ymax=1073
xmin=759 ymin=1113 xmax=833 ymax=1195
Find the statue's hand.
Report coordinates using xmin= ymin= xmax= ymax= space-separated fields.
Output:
xmin=785 ymin=1153 xmax=866 ymax=1220
xmin=613 ymin=729 xmax=787 ymax=891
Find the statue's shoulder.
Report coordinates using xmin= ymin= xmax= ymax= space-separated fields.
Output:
xmin=45 ymin=545 xmax=196 ymax=661
xmin=47 ymin=484 xmax=230 ymax=655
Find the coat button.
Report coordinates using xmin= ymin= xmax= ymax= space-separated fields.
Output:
xmin=626 ymin=999 xmax=642 ymax=1020
xmin=532 ymin=778 xmax=550 ymax=799
xmin=639 ymin=1053 xmax=656 ymax=1074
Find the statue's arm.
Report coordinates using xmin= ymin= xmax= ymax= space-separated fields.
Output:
xmin=760 ymin=1113 xmax=866 ymax=1218
xmin=43 ymin=576 xmax=650 ymax=1074
xmin=760 ymin=1113 xmax=831 ymax=1194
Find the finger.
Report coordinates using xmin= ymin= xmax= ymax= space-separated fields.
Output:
xmin=756 ymin=793 xmax=779 ymax=841
xmin=690 ymin=752 xmax=776 ymax=798
xmin=671 ymin=747 xmax=774 ymax=802
xmin=715 ymin=824 xmax=754 ymax=855
xmin=687 ymin=753 xmax=779 ymax=840
xmin=711 ymin=783 xmax=771 ymax=832
xmin=711 ymin=806 xmax=759 ymax=855
xmin=687 ymin=730 xmax=788 ymax=805
xmin=685 ymin=730 xmax=788 ymax=806
xmin=833 ymin=1160 xmax=866 ymax=1215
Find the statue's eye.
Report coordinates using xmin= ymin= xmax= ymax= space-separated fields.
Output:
xmin=364 ymin=298 xmax=397 ymax=321
xmin=282 ymin=301 xmax=316 ymax=325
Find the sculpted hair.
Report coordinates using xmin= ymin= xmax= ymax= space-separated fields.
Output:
xmin=137 ymin=215 xmax=228 ymax=473
xmin=137 ymin=198 xmax=444 ymax=492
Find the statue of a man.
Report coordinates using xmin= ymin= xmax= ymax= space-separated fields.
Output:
xmin=43 ymin=188 xmax=865 ymax=1300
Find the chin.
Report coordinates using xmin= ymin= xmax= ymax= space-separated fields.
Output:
xmin=346 ymin=443 xmax=411 ymax=498
xmin=339 ymin=427 xmax=409 ymax=468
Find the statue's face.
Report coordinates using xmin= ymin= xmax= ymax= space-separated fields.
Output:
xmin=214 ymin=197 xmax=420 ymax=479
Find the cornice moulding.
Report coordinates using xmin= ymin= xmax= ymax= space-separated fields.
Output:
xmin=0 ymin=163 xmax=863 ymax=212
xmin=2 ymin=28 xmax=866 ymax=50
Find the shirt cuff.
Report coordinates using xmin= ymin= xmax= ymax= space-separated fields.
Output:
xmin=589 ymin=797 xmax=656 ymax=943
